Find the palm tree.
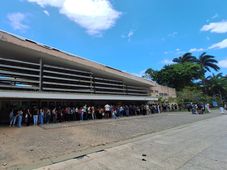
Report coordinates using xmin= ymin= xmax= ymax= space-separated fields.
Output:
xmin=172 ymin=52 xmax=196 ymax=63
xmin=195 ymin=52 xmax=220 ymax=93
xmin=206 ymin=73 xmax=227 ymax=104
xmin=196 ymin=52 xmax=220 ymax=73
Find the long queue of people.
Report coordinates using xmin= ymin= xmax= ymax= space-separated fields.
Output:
xmin=9 ymin=103 xmax=174 ymax=128
xmin=186 ymin=103 xmax=227 ymax=114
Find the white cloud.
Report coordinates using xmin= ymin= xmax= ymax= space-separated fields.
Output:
xmin=201 ymin=21 xmax=227 ymax=33
xmin=162 ymin=59 xmax=174 ymax=65
xmin=189 ymin=48 xmax=205 ymax=52
xmin=219 ymin=59 xmax=227 ymax=68
xmin=7 ymin=12 xmax=29 ymax=31
xmin=127 ymin=30 xmax=134 ymax=41
xmin=175 ymin=48 xmax=185 ymax=55
xmin=122 ymin=30 xmax=135 ymax=41
xmin=43 ymin=10 xmax=50 ymax=16
xmin=27 ymin=0 xmax=64 ymax=7
xmin=209 ymin=39 xmax=227 ymax=49
xmin=27 ymin=0 xmax=121 ymax=35
xmin=168 ymin=32 xmax=178 ymax=38
xmin=211 ymin=13 xmax=219 ymax=19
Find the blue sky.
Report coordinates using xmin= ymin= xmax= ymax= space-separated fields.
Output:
xmin=0 ymin=0 xmax=227 ymax=76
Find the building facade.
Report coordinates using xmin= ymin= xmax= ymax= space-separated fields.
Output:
xmin=0 ymin=30 xmax=176 ymax=122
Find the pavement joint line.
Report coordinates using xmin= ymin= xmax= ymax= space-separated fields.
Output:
xmin=73 ymin=154 xmax=88 ymax=160
xmin=175 ymin=143 xmax=213 ymax=170
xmin=176 ymin=141 xmax=225 ymax=170
xmin=33 ymin=114 xmax=225 ymax=169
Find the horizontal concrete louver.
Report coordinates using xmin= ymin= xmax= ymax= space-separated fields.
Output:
xmin=0 ymin=57 xmax=40 ymax=90
xmin=0 ymin=57 xmax=149 ymax=96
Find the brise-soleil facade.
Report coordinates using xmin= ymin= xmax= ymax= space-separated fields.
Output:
xmin=0 ymin=30 xmax=176 ymax=121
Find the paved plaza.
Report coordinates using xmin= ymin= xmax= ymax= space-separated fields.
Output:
xmin=37 ymin=114 xmax=227 ymax=170
xmin=0 ymin=111 xmax=224 ymax=170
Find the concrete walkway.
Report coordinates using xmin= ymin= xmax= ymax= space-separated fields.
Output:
xmin=37 ymin=115 xmax=227 ymax=170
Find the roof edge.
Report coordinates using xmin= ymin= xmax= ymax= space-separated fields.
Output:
xmin=0 ymin=30 xmax=155 ymax=86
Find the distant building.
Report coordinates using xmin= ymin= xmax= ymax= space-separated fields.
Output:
xmin=0 ymin=30 xmax=176 ymax=122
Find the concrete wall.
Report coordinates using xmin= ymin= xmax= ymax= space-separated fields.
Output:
xmin=150 ymin=83 xmax=176 ymax=99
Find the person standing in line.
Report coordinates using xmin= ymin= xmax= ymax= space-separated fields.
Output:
xmin=9 ymin=109 xmax=15 ymax=127
xmin=25 ymin=109 xmax=31 ymax=126
xmin=91 ymin=106 xmax=96 ymax=120
xmin=157 ymin=104 xmax=161 ymax=113
xmin=111 ymin=108 xmax=117 ymax=119
xmin=83 ymin=105 xmax=87 ymax=120
xmin=52 ymin=108 xmax=57 ymax=123
xmin=46 ymin=108 xmax=51 ymax=124
xmin=39 ymin=108 xmax=44 ymax=126
xmin=71 ymin=107 xmax=75 ymax=121
xmin=119 ymin=106 xmax=124 ymax=117
xmin=98 ymin=107 xmax=104 ymax=119
xmin=145 ymin=104 xmax=150 ymax=115
xmin=191 ymin=104 xmax=197 ymax=114
xmin=60 ymin=109 xmax=64 ymax=122
xmin=220 ymin=105 xmax=225 ymax=114
xmin=33 ymin=108 xmax=38 ymax=126
xmin=79 ymin=107 xmax=84 ymax=121
xmin=125 ymin=105 xmax=130 ymax=116
xmin=65 ymin=107 xmax=70 ymax=121
xmin=87 ymin=106 xmax=91 ymax=120
xmin=205 ymin=103 xmax=211 ymax=113
xmin=75 ymin=107 xmax=79 ymax=120
xmin=104 ymin=104 xmax=111 ymax=118
xmin=68 ymin=107 xmax=73 ymax=121
xmin=17 ymin=109 xmax=23 ymax=128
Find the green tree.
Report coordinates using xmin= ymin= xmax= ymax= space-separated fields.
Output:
xmin=206 ymin=73 xmax=227 ymax=104
xmin=172 ymin=52 xmax=196 ymax=63
xmin=154 ymin=63 xmax=202 ymax=90
xmin=144 ymin=52 xmax=224 ymax=105
xmin=196 ymin=52 xmax=220 ymax=73
xmin=143 ymin=68 xmax=157 ymax=80
xmin=177 ymin=86 xmax=211 ymax=104
xmin=195 ymin=52 xmax=220 ymax=92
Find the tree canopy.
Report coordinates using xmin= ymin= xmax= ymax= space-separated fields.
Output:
xmin=151 ymin=63 xmax=202 ymax=90
xmin=172 ymin=52 xmax=196 ymax=63
xmin=196 ymin=52 xmax=220 ymax=73
xmin=144 ymin=52 xmax=226 ymax=104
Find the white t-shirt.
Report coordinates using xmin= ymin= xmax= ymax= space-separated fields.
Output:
xmin=105 ymin=104 xmax=110 ymax=111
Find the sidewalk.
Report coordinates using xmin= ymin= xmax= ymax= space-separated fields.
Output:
xmin=37 ymin=115 xmax=227 ymax=170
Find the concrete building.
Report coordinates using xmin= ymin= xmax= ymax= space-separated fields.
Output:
xmin=0 ymin=30 xmax=176 ymax=122
xmin=151 ymin=83 xmax=176 ymax=99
